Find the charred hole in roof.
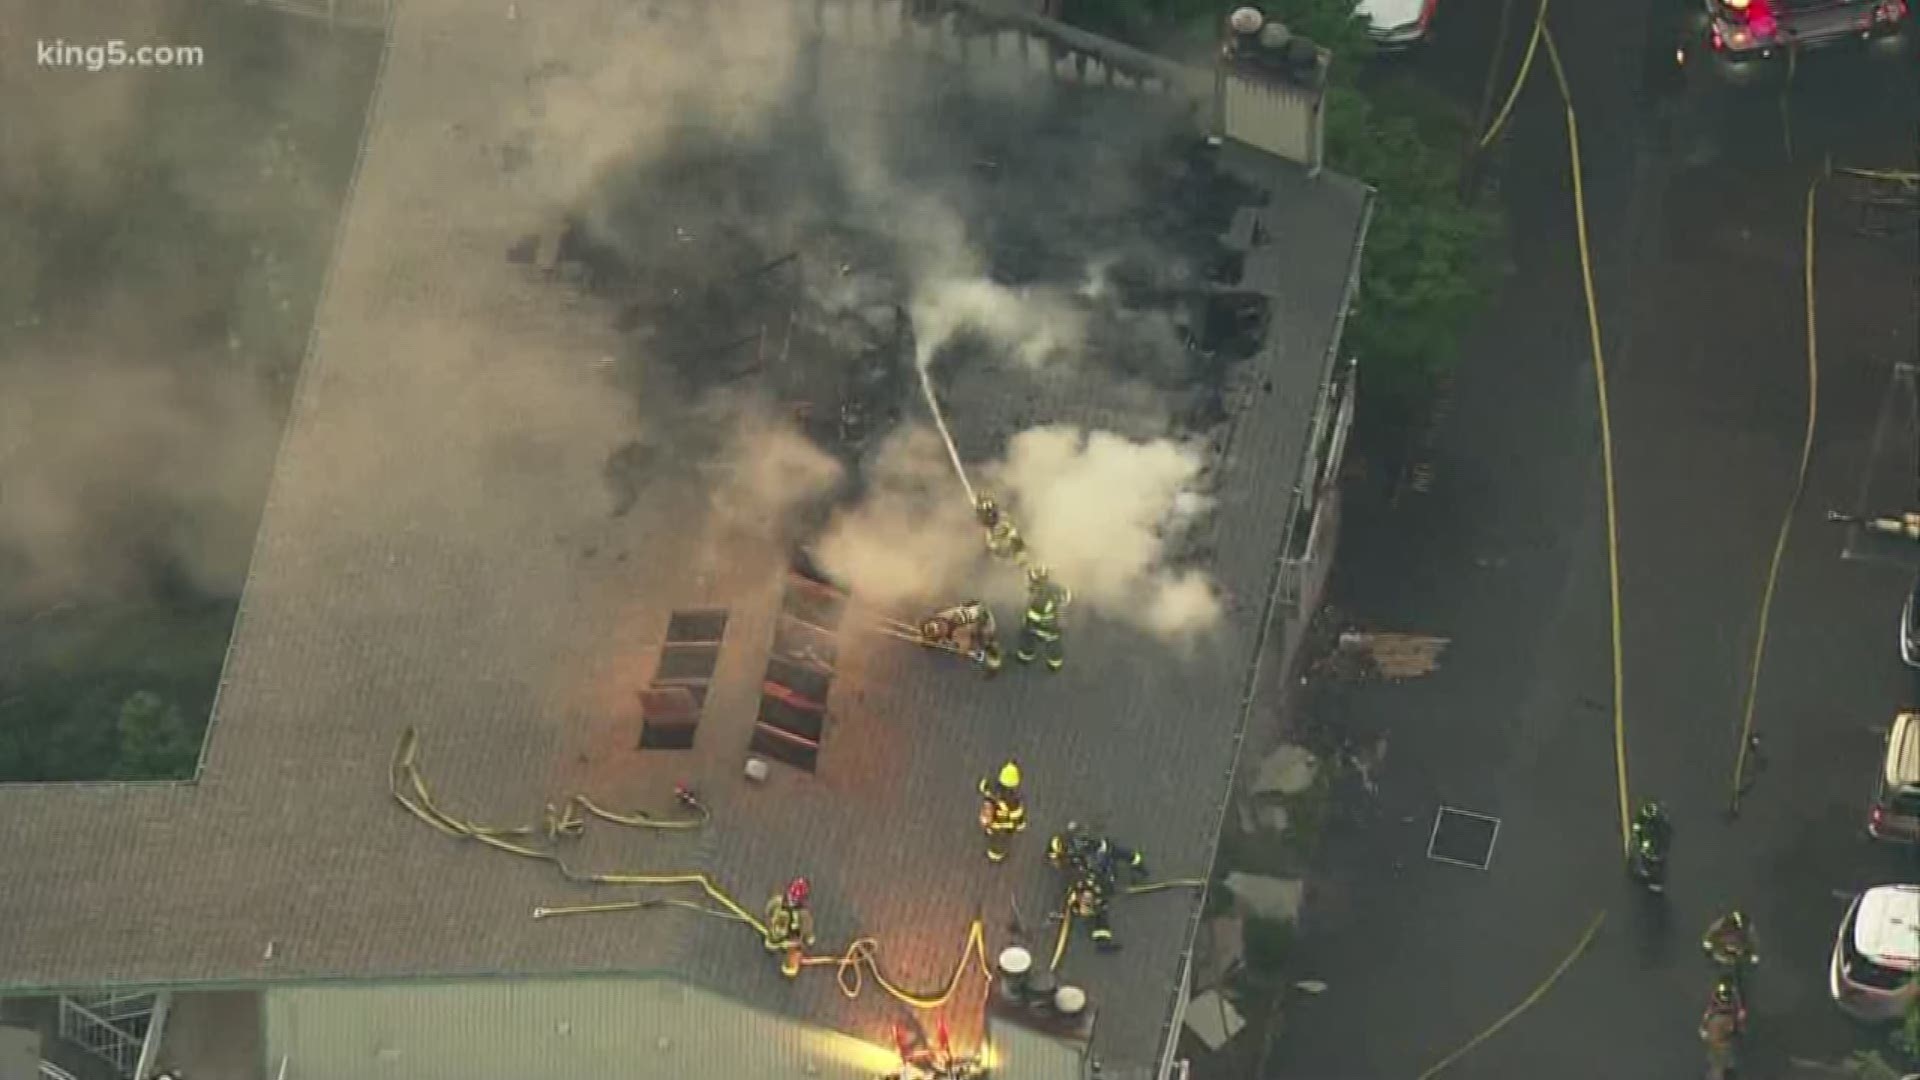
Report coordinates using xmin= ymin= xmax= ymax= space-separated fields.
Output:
xmin=531 ymin=75 xmax=1273 ymax=531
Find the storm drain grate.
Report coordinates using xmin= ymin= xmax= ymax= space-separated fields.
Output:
xmin=1426 ymin=806 xmax=1501 ymax=871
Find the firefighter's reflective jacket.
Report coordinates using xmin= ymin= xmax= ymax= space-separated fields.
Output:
xmin=1067 ymin=879 xmax=1107 ymax=918
xmin=978 ymin=779 xmax=1027 ymax=835
xmin=1025 ymin=584 xmax=1070 ymax=636
xmin=764 ymin=900 xmax=815 ymax=950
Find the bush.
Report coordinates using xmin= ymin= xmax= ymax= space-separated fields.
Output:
xmin=1244 ymin=915 xmax=1296 ymax=973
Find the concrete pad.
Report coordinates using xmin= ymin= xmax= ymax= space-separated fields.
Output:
xmin=1224 ymin=872 xmax=1305 ymax=925
xmin=1183 ymin=989 xmax=1246 ymax=1051
xmin=1252 ymin=744 xmax=1319 ymax=797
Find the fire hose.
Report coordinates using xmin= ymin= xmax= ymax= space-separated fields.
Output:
xmin=1838 ymin=166 xmax=1920 ymax=185
xmin=391 ymin=727 xmax=765 ymax=934
xmin=795 ymin=918 xmax=996 ymax=1008
xmin=393 ymin=728 xmax=996 ymax=1009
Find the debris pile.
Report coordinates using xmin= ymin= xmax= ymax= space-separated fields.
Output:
xmin=1318 ymin=629 xmax=1450 ymax=682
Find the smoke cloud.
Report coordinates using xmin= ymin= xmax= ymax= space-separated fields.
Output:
xmin=813 ymin=426 xmax=982 ymax=607
xmin=993 ymin=426 xmax=1223 ymax=637
xmin=909 ymin=276 xmax=1088 ymax=371
xmin=0 ymin=0 xmax=387 ymax=613
xmin=707 ymin=407 xmax=846 ymax=539
xmin=3 ymin=0 xmax=1233 ymax=648
xmin=0 ymin=357 xmax=281 ymax=608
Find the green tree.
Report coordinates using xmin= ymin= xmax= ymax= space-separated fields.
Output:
xmin=111 ymin=690 xmax=200 ymax=780
xmin=1326 ymin=80 xmax=1500 ymax=404
xmin=1261 ymin=0 xmax=1499 ymax=404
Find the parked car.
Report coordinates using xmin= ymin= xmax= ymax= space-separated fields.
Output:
xmin=1900 ymin=573 xmax=1920 ymax=667
xmin=1358 ymin=0 xmax=1439 ymax=48
xmin=1868 ymin=712 xmax=1920 ymax=841
xmin=1830 ymin=884 xmax=1920 ymax=1020
xmin=1700 ymin=0 xmax=1907 ymax=62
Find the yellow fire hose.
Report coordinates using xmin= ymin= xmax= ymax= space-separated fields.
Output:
xmin=391 ymin=728 xmax=766 ymax=934
xmin=795 ymin=918 xmax=996 ymax=1008
xmin=1838 ymin=166 xmax=1919 ymax=185
xmin=394 ymin=728 xmax=996 ymax=1009
xmin=533 ymin=897 xmax=753 ymax=922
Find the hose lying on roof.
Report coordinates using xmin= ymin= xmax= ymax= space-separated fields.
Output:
xmin=390 ymin=727 xmax=761 ymax=932
xmin=393 ymin=727 xmax=994 ymax=1009
xmin=799 ymin=918 xmax=996 ymax=1009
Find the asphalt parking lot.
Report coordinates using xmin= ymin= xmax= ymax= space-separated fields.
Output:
xmin=1273 ymin=2 xmax=1919 ymax=1076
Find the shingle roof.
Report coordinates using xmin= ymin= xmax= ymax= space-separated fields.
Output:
xmin=0 ymin=0 xmax=1370 ymax=1075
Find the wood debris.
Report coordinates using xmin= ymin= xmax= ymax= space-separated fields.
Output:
xmin=1336 ymin=630 xmax=1449 ymax=680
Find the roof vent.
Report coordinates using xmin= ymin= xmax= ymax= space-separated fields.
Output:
xmin=750 ymin=564 xmax=848 ymax=773
xmin=640 ymin=609 xmax=730 ymax=750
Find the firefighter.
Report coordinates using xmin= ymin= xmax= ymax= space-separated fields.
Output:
xmin=1049 ymin=824 xmax=1140 ymax=952
xmin=1048 ymin=822 xmax=1149 ymax=885
xmin=1068 ymin=873 xmax=1122 ymax=952
xmin=1828 ymin=509 xmax=1920 ymax=541
xmin=1702 ymin=910 xmax=1759 ymax=969
xmin=764 ymin=877 xmax=816 ymax=978
xmin=924 ymin=601 xmax=1003 ymax=676
xmin=976 ymin=496 xmax=1028 ymax=563
xmin=1016 ymin=565 xmax=1071 ymax=672
xmin=978 ymin=760 xmax=1027 ymax=863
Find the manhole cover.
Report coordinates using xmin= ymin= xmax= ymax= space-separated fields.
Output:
xmin=1427 ymin=806 xmax=1500 ymax=870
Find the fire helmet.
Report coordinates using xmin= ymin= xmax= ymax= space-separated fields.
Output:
xmin=785 ymin=877 xmax=811 ymax=906
xmin=997 ymin=761 xmax=1022 ymax=789
xmin=1027 ymin=564 xmax=1051 ymax=586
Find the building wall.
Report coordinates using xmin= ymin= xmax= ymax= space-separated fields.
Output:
xmin=260 ymin=978 xmax=905 ymax=1080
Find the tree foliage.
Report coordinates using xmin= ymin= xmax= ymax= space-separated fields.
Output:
xmin=1326 ymin=81 xmax=1501 ymax=403
xmin=112 ymin=690 xmax=200 ymax=780
xmin=0 ymin=601 xmax=227 ymax=782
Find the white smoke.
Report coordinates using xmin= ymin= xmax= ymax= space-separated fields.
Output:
xmin=813 ymin=425 xmax=981 ymax=607
xmin=909 ymin=275 xmax=1087 ymax=370
xmin=992 ymin=425 xmax=1222 ymax=637
xmin=707 ymin=408 xmax=845 ymax=534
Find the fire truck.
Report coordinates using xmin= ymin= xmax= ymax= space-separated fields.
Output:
xmin=1700 ymin=0 xmax=1907 ymax=61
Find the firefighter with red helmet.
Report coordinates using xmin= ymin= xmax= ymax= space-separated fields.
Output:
xmin=765 ymin=877 xmax=816 ymax=977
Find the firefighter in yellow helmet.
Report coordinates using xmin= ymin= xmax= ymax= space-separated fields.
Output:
xmin=764 ymin=877 xmax=816 ymax=978
xmin=1016 ymin=565 xmax=1071 ymax=672
xmin=977 ymin=760 xmax=1028 ymax=863
xmin=976 ymin=496 xmax=1029 ymax=564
